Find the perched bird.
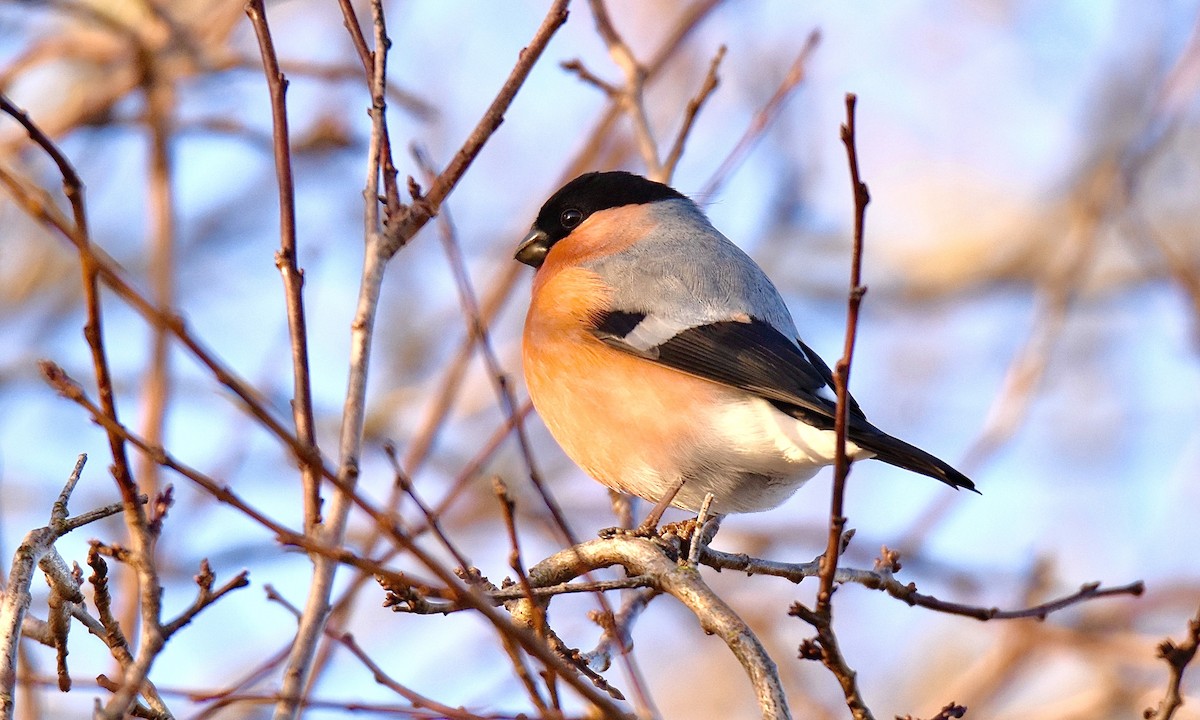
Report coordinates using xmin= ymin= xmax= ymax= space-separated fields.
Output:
xmin=516 ymin=171 xmax=976 ymax=523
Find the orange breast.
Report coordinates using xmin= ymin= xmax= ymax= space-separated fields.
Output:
xmin=521 ymin=265 xmax=732 ymax=502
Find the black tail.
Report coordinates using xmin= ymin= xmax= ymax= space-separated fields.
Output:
xmin=849 ymin=422 xmax=978 ymax=493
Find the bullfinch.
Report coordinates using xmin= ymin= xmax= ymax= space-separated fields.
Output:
xmin=516 ymin=171 xmax=976 ymax=520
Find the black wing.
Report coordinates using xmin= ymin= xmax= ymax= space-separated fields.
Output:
xmin=591 ymin=311 xmax=977 ymax=492
xmin=593 ymin=312 xmax=859 ymax=429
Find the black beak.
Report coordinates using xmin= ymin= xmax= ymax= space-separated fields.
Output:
xmin=515 ymin=227 xmax=551 ymax=268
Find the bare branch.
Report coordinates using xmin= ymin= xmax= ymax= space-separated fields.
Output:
xmin=896 ymin=702 xmax=968 ymax=720
xmin=381 ymin=0 xmax=570 ymax=255
xmin=700 ymin=29 xmax=820 ymax=197
xmin=161 ymin=562 xmax=250 ymax=639
xmin=245 ymin=0 xmax=323 ymax=533
xmin=1144 ymin=605 xmax=1200 ymax=720
xmin=0 ymin=457 xmax=131 ymax=716
xmin=792 ymin=91 xmax=875 ymax=720
xmin=585 ymin=0 xmax=662 ymax=178
xmin=514 ymin=535 xmax=791 ymax=719
xmin=662 ymin=44 xmax=725 ymax=179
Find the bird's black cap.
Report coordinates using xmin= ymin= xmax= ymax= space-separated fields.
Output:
xmin=516 ymin=171 xmax=685 ymax=267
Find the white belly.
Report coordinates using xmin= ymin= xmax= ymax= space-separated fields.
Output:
xmin=665 ymin=396 xmax=873 ymax=513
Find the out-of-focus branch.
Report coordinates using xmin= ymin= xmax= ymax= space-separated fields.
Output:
xmin=900 ymin=10 xmax=1200 ymax=554
xmin=662 ymin=44 xmax=725 ymax=180
xmin=1144 ymin=605 xmax=1200 ymax=720
xmin=699 ymin=29 xmax=820 ymax=197
xmin=584 ymin=0 xmax=663 ymax=179
xmin=133 ymin=37 xmax=176 ymax=511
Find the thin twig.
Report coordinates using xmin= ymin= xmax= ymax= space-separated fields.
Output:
xmin=797 ymin=92 xmax=875 ymax=720
xmin=0 ymin=91 xmax=172 ymax=720
xmin=380 ymin=0 xmax=570 ymax=256
xmin=160 ymin=562 xmax=250 ymax=638
xmin=585 ymin=0 xmax=662 ymax=178
xmin=245 ymin=0 xmax=323 ymax=533
xmin=1144 ymin=605 xmax=1200 ymax=719
xmin=0 ymin=457 xmax=138 ymax=716
xmin=820 ymin=93 xmax=870 ymax=612
xmin=702 ymin=545 xmax=1144 ymax=622
xmin=263 ymin=585 xmax=486 ymax=720
xmin=700 ymin=29 xmax=820 ymax=197
xmin=662 ymin=45 xmax=725 ymax=179
xmin=381 ymin=444 xmax=473 ymax=574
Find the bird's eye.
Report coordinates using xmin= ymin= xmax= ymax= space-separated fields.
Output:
xmin=560 ymin=208 xmax=584 ymax=229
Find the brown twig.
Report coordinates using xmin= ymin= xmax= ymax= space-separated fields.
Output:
xmin=492 ymin=478 xmax=546 ymax=637
xmin=560 ymin=59 xmax=619 ymax=96
xmin=0 ymin=97 xmax=138 ymax=514
xmin=333 ymin=0 xmax=401 ymax=214
xmin=0 ymin=91 xmax=175 ymax=719
xmin=160 ymin=561 xmax=250 ymax=638
xmin=585 ymin=0 xmax=662 ymax=179
xmin=37 ymin=360 xmax=628 ymax=716
xmin=796 ymin=92 xmax=875 ymax=720
xmin=246 ymin=0 xmax=323 ymax=534
xmin=662 ymin=44 xmax=725 ymax=180
xmin=896 ymin=702 xmax=967 ymax=720
xmin=380 ymin=444 xmax=473 ymax=574
xmin=381 ymin=0 xmax=570 ymax=256
xmin=700 ymin=29 xmax=821 ymax=198
xmin=1144 ymin=605 xmax=1200 ymax=719
xmin=262 ymin=585 xmax=489 ymax=720
xmin=702 ymin=544 xmax=1145 ymax=622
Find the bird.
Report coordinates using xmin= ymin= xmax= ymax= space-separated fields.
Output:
xmin=515 ymin=170 xmax=976 ymax=527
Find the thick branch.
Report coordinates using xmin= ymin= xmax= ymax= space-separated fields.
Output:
xmin=515 ymin=536 xmax=791 ymax=720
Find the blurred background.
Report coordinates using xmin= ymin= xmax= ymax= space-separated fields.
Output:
xmin=1 ymin=0 xmax=1198 ymax=718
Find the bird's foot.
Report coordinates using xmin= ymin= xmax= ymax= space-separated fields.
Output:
xmin=598 ymin=522 xmax=662 ymax=539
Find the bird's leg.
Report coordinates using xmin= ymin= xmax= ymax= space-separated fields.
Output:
xmin=632 ymin=477 xmax=687 ymax=536
xmin=687 ymin=493 xmax=720 ymax=565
